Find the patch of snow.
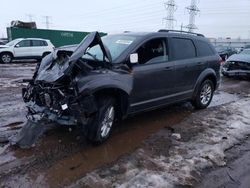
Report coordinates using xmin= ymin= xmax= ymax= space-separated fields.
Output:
xmin=209 ymin=91 xmax=239 ymax=107
xmin=72 ymin=98 xmax=250 ymax=187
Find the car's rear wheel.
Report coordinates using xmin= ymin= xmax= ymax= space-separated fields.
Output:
xmin=192 ymin=79 xmax=214 ymax=109
xmin=0 ymin=53 xmax=13 ymax=63
xmin=86 ymin=96 xmax=116 ymax=144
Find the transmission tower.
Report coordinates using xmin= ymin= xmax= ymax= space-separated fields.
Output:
xmin=26 ymin=14 xmax=35 ymax=22
xmin=43 ymin=16 xmax=52 ymax=29
xmin=163 ymin=0 xmax=177 ymax=30
xmin=185 ymin=0 xmax=200 ymax=32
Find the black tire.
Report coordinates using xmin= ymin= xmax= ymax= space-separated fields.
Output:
xmin=0 ymin=52 xmax=13 ymax=63
xmin=86 ymin=96 xmax=116 ymax=144
xmin=192 ymin=79 xmax=214 ymax=109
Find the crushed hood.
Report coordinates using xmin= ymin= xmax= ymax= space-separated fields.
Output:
xmin=227 ymin=54 xmax=250 ymax=63
xmin=35 ymin=32 xmax=112 ymax=83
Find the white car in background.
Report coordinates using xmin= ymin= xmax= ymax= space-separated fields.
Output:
xmin=0 ymin=38 xmax=54 ymax=63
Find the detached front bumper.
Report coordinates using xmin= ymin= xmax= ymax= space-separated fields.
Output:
xmin=222 ymin=68 xmax=250 ymax=78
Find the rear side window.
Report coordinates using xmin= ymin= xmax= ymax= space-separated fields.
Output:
xmin=196 ymin=40 xmax=215 ymax=57
xmin=171 ymin=38 xmax=196 ymax=60
xmin=32 ymin=40 xmax=48 ymax=47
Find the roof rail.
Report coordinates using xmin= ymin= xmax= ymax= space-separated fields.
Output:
xmin=158 ymin=29 xmax=205 ymax=37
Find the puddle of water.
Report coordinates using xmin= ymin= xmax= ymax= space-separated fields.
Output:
xmin=0 ymin=104 xmax=192 ymax=187
xmin=41 ymin=106 xmax=191 ymax=187
xmin=33 ymin=91 xmax=241 ymax=186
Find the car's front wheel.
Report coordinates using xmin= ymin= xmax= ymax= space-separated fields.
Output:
xmin=86 ymin=96 xmax=116 ymax=144
xmin=192 ymin=79 xmax=214 ymax=109
xmin=0 ymin=53 xmax=13 ymax=63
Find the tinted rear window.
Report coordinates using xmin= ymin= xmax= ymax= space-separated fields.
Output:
xmin=171 ymin=38 xmax=196 ymax=60
xmin=196 ymin=40 xmax=215 ymax=57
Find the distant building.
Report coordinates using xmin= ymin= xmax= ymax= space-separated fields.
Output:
xmin=209 ymin=38 xmax=250 ymax=48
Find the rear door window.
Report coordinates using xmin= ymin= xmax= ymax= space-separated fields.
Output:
xmin=196 ymin=40 xmax=215 ymax=57
xmin=42 ymin=41 xmax=48 ymax=46
xmin=171 ymin=38 xmax=196 ymax=60
xmin=32 ymin=40 xmax=45 ymax=47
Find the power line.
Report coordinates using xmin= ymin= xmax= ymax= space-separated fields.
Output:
xmin=163 ymin=0 xmax=177 ymax=29
xmin=185 ymin=0 xmax=200 ymax=32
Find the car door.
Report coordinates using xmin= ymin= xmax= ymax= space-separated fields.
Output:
xmin=14 ymin=40 xmax=32 ymax=57
xmin=169 ymin=37 xmax=202 ymax=94
xmin=129 ymin=37 xmax=176 ymax=113
xmin=31 ymin=40 xmax=48 ymax=56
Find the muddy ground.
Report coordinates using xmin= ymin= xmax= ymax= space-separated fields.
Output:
xmin=0 ymin=63 xmax=250 ymax=188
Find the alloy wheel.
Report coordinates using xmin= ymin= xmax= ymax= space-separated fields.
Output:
xmin=200 ymin=83 xmax=212 ymax=105
xmin=100 ymin=106 xmax=115 ymax=138
xmin=2 ymin=54 xmax=11 ymax=63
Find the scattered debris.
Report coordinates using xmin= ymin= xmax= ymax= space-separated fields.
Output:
xmin=171 ymin=133 xmax=181 ymax=140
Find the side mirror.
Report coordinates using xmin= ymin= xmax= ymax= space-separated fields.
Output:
xmin=130 ymin=53 xmax=138 ymax=64
xmin=15 ymin=44 xmax=20 ymax=48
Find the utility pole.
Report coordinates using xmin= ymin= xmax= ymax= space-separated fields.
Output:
xmin=180 ymin=23 xmax=183 ymax=31
xmin=26 ymin=14 xmax=35 ymax=22
xmin=163 ymin=0 xmax=177 ymax=30
xmin=185 ymin=0 xmax=200 ymax=32
xmin=43 ymin=16 xmax=52 ymax=29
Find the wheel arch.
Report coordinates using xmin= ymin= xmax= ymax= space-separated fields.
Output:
xmin=0 ymin=51 xmax=14 ymax=57
xmin=92 ymin=87 xmax=130 ymax=120
xmin=193 ymin=69 xmax=217 ymax=99
xmin=42 ymin=51 xmax=51 ymax=57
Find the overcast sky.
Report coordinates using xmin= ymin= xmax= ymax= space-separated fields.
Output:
xmin=1 ymin=0 xmax=250 ymax=39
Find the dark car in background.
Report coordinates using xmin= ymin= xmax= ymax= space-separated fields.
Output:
xmin=22 ymin=30 xmax=221 ymax=143
xmin=215 ymin=46 xmax=237 ymax=61
xmin=222 ymin=49 xmax=250 ymax=78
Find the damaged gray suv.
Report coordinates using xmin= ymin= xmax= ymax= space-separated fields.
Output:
xmin=22 ymin=30 xmax=221 ymax=143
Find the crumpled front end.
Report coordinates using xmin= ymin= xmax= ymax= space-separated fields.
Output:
xmin=23 ymin=81 xmax=97 ymax=126
xmin=22 ymin=31 xmax=111 ymax=126
xmin=222 ymin=61 xmax=250 ymax=78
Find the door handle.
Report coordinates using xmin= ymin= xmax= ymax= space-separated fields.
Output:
xmin=196 ymin=62 xmax=203 ymax=66
xmin=164 ymin=66 xmax=173 ymax=70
